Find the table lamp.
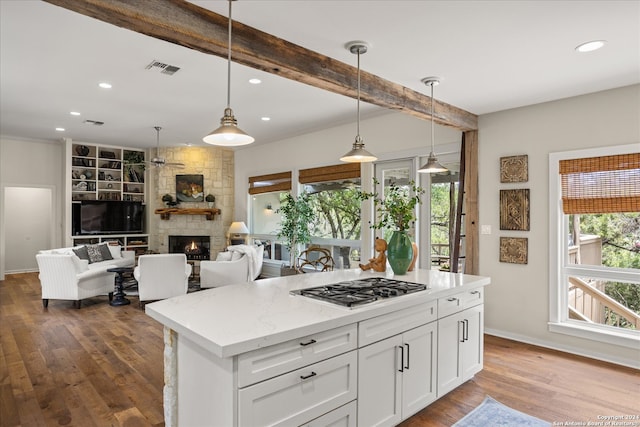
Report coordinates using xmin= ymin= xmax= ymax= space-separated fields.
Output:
xmin=228 ymin=221 xmax=249 ymax=245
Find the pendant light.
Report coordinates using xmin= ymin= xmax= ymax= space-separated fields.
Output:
xmin=418 ymin=77 xmax=448 ymax=173
xmin=340 ymin=41 xmax=377 ymax=163
xmin=203 ymin=0 xmax=254 ymax=146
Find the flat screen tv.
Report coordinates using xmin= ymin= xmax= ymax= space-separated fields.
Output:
xmin=78 ymin=200 xmax=145 ymax=235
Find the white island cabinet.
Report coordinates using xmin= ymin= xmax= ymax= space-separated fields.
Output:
xmin=145 ymin=269 xmax=490 ymax=427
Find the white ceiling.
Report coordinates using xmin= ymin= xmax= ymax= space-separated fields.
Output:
xmin=1 ymin=1 xmax=638 ymax=150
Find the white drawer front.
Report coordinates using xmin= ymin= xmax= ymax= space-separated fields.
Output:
xmin=238 ymin=324 xmax=357 ymax=388
xmin=359 ymin=301 xmax=437 ymax=347
xmin=461 ymin=288 xmax=484 ymax=308
xmin=302 ymin=400 xmax=357 ymax=427
xmin=238 ymin=351 xmax=358 ymax=427
xmin=438 ymin=289 xmax=484 ymax=318
xmin=438 ymin=294 xmax=464 ymax=318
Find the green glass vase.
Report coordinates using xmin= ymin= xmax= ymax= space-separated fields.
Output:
xmin=387 ymin=230 xmax=414 ymax=275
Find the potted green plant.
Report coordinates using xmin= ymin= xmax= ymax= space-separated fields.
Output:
xmin=358 ymin=178 xmax=425 ymax=274
xmin=205 ymin=194 xmax=216 ymax=208
xmin=123 ymin=151 xmax=145 ymax=182
xmin=276 ymin=192 xmax=314 ymax=274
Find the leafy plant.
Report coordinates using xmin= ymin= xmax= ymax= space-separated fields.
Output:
xmin=277 ymin=192 xmax=314 ymax=267
xmin=358 ymin=178 xmax=425 ymax=232
xmin=205 ymin=194 xmax=216 ymax=202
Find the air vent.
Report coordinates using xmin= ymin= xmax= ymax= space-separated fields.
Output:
xmin=146 ymin=60 xmax=181 ymax=76
xmin=83 ymin=120 xmax=104 ymax=126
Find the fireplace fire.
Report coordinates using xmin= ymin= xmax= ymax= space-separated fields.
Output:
xmin=169 ymin=235 xmax=210 ymax=260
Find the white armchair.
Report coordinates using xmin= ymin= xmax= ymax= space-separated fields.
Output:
xmin=200 ymin=245 xmax=264 ymax=288
xmin=36 ymin=253 xmax=115 ymax=308
xmin=134 ymin=254 xmax=191 ymax=304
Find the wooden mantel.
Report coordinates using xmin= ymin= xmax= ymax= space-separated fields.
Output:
xmin=155 ymin=208 xmax=220 ymax=221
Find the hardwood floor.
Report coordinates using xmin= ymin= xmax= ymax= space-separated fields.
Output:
xmin=1 ymin=272 xmax=638 ymax=426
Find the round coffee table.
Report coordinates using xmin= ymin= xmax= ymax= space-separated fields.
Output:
xmin=107 ymin=266 xmax=134 ymax=306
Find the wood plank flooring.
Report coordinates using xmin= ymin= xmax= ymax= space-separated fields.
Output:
xmin=1 ymin=272 xmax=638 ymax=426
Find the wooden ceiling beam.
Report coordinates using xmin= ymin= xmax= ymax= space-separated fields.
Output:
xmin=43 ymin=0 xmax=478 ymax=131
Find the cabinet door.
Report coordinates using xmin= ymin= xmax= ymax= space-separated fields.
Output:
xmin=437 ymin=311 xmax=464 ymax=397
xmin=358 ymin=334 xmax=403 ymax=427
xmin=401 ymin=323 xmax=437 ymax=419
xmin=461 ymin=304 xmax=483 ymax=381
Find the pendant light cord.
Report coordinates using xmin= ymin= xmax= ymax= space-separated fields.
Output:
xmin=356 ymin=48 xmax=361 ymax=139
xmin=430 ymin=82 xmax=435 ymax=154
xmin=226 ymin=0 xmax=232 ymax=109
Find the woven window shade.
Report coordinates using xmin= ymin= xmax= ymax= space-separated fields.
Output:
xmin=299 ymin=163 xmax=360 ymax=184
xmin=248 ymin=171 xmax=292 ymax=195
xmin=559 ymin=152 xmax=640 ymax=214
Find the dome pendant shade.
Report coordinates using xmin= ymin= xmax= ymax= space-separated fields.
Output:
xmin=418 ymin=77 xmax=448 ymax=174
xmin=340 ymin=136 xmax=377 ymax=162
xmin=203 ymin=107 xmax=254 ymax=146
xmin=202 ymin=0 xmax=253 ymax=146
xmin=418 ymin=152 xmax=448 ymax=173
xmin=340 ymin=41 xmax=376 ymax=163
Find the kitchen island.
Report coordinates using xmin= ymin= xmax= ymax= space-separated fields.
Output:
xmin=146 ymin=268 xmax=490 ymax=427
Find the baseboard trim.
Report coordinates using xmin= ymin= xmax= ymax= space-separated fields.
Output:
xmin=484 ymin=328 xmax=640 ymax=370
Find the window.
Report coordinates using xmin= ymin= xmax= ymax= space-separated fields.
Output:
xmin=430 ymin=172 xmax=460 ymax=269
xmin=549 ymin=145 xmax=639 ymax=348
xmin=249 ymin=172 xmax=292 ymax=263
xmin=299 ymin=163 xmax=362 ymax=269
xmin=375 ymin=160 xmax=415 ymax=242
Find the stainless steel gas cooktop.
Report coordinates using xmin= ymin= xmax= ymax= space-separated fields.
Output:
xmin=290 ymin=277 xmax=428 ymax=308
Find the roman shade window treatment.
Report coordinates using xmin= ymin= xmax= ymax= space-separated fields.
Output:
xmin=298 ymin=163 xmax=361 ymax=184
xmin=248 ymin=172 xmax=292 ymax=195
xmin=559 ymin=152 xmax=640 ymax=214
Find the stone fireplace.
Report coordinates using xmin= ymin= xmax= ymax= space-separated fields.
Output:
xmin=168 ymin=235 xmax=211 ymax=261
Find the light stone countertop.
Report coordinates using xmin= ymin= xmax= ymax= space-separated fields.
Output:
xmin=145 ymin=268 xmax=490 ymax=359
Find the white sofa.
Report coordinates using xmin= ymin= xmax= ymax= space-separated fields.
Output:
xmin=200 ymin=245 xmax=264 ymax=288
xmin=36 ymin=243 xmax=135 ymax=308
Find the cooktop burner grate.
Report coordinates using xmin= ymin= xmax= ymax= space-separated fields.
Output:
xmin=290 ymin=277 xmax=428 ymax=307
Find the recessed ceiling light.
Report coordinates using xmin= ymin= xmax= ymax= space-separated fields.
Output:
xmin=575 ymin=40 xmax=606 ymax=53
xmin=55 ymin=127 xmax=65 ymax=132
xmin=70 ymin=111 xmax=81 ymax=116
xmin=261 ymin=117 xmax=271 ymax=121
xmin=249 ymin=78 xmax=262 ymax=84
xmin=98 ymin=82 xmax=112 ymax=89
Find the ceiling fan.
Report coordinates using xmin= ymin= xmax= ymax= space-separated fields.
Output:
xmin=143 ymin=126 xmax=185 ymax=169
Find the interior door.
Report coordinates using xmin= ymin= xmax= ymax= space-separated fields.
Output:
xmin=3 ymin=186 xmax=54 ymax=273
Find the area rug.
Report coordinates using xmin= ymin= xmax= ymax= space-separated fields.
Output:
xmin=453 ymin=396 xmax=550 ymax=427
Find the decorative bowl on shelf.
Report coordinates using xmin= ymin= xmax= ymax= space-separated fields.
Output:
xmin=76 ymin=145 xmax=90 ymax=156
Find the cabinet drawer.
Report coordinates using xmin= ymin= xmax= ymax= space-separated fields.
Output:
xmin=359 ymin=301 xmax=437 ymax=347
xmin=438 ymin=288 xmax=484 ymax=318
xmin=302 ymin=400 xmax=357 ymax=427
xmin=238 ymin=351 xmax=358 ymax=427
xmin=238 ymin=324 xmax=357 ymax=388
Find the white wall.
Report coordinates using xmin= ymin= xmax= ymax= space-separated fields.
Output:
xmin=478 ymin=84 xmax=640 ymax=367
xmin=0 ymin=137 xmax=65 ymax=278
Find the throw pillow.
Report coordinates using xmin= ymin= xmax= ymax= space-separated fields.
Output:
xmin=73 ymin=246 xmax=90 ymax=261
xmin=107 ymin=245 xmax=122 ymax=259
xmin=98 ymin=243 xmax=114 ymax=261
xmin=216 ymin=251 xmax=233 ymax=262
xmin=86 ymin=243 xmax=113 ymax=263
